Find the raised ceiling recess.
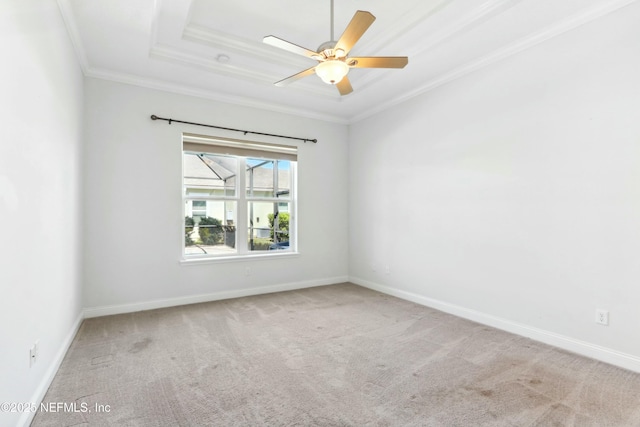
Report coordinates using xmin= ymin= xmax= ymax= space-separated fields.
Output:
xmin=58 ymin=0 xmax=635 ymax=123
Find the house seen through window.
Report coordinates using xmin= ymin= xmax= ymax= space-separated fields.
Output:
xmin=183 ymin=133 xmax=296 ymax=258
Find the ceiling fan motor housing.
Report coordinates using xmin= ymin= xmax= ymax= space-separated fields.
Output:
xmin=317 ymin=40 xmax=336 ymax=52
xmin=316 ymin=41 xmax=346 ymax=60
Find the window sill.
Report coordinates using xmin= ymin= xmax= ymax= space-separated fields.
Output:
xmin=180 ymin=251 xmax=300 ymax=266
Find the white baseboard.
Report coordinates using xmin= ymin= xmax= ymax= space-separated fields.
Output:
xmin=83 ymin=276 xmax=349 ymax=318
xmin=18 ymin=311 xmax=84 ymax=427
xmin=26 ymin=275 xmax=638 ymax=427
xmin=350 ymin=276 xmax=640 ymax=374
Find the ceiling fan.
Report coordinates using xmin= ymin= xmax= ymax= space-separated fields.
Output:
xmin=263 ymin=0 xmax=408 ymax=96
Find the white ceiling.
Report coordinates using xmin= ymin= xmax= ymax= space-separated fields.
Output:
xmin=58 ymin=0 xmax=635 ymax=123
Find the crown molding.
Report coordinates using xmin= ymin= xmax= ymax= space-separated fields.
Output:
xmin=57 ymin=0 xmax=638 ymax=126
xmin=83 ymin=67 xmax=349 ymax=124
xmin=331 ymin=0 xmax=530 ymax=102
xmin=410 ymin=0 xmax=517 ymax=58
xmin=338 ymin=0 xmax=455 ymax=55
xmin=350 ymin=0 xmax=639 ymax=123
xmin=148 ymin=44 xmax=337 ymax=99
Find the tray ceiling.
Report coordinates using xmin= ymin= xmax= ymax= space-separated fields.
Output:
xmin=58 ymin=0 xmax=636 ymax=123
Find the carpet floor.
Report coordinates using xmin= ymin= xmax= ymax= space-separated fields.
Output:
xmin=32 ymin=283 xmax=640 ymax=426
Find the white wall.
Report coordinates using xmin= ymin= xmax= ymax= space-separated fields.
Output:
xmin=0 ymin=1 xmax=84 ymax=426
xmin=2 ymin=5 xmax=637 ymax=424
xmin=349 ymin=3 xmax=640 ymax=370
xmin=82 ymin=78 xmax=349 ymax=313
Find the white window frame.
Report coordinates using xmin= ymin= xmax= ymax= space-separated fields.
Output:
xmin=181 ymin=133 xmax=298 ymax=263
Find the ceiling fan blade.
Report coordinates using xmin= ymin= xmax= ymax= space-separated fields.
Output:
xmin=274 ymin=66 xmax=317 ymax=87
xmin=334 ymin=11 xmax=375 ymax=55
xmin=336 ymin=76 xmax=353 ymax=96
xmin=348 ymin=56 xmax=408 ymax=69
xmin=263 ymin=35 xmax=319 ymax=59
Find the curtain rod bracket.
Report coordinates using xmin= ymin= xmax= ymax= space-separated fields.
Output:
xmin=149 ymin=114 xmax=317 ymax=143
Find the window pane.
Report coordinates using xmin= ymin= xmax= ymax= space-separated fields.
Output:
xmin=191 ymin=200 xmax=207 ymax=222
xmin=185 ymin=200 xmax=237 ymax=255
xmin=276 ymin=160 xmax=291 ymax=198
xmin=184 ymin=152 xmax=237 ymax=197
xmin=247 ymin=202 xmax=290 ymax=252
xmin=246 ymin=159 xmax=292 ymax=198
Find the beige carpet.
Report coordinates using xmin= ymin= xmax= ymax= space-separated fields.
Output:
xmin=32 ymin=283 xmax=640 ymax=426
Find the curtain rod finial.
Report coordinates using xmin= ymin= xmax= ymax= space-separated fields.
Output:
xmin=150 ymin=115 xmax=158 ymax=120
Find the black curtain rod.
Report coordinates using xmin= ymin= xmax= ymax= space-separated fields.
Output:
xmin=150 ymin=115 xmax=317 ymax=143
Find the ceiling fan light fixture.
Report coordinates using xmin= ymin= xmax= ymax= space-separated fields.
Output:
xmin=263 ymin=3 xmax=407 ymax=95
xmin=315 ymin=60 xmax=349 ymax=85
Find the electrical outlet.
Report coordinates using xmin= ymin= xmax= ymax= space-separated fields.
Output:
xmin=596 ymin=309 xmax=609 ymax=326
xmin=29 ymin=341 xmax=39 ymax=367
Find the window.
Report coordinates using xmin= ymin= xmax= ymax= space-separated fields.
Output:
xmin=182 ymin=133 xmax=297 ymax=259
